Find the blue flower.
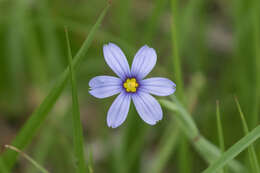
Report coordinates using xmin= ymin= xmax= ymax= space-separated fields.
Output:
xmin=89 ymin=43 xmax=176 ymax=128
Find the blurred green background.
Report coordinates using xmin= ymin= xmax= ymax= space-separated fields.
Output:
xmin=0 ymin=0 xmax=259 ymax=172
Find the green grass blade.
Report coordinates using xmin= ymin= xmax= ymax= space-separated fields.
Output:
xmin=234 ymin=97 xmax=260 ymax=173
xmin=23 ymin=18 xmax=47 ymax=85
xmin=171 ymin=0 xmax=184 ymax=102
xmin=6 ymin=0 xmax=26 ymax=110
xmin=65 ymin=28 xmax=87 ymax=173
xmin=143 ymin=0 xmax=168 ymax=43
xmin=171 ymin=0 xmax=190 ymax=171
xmin=88 ymin=147 xmax=94 ymax=173
xmin=216 ymin=100 xmax=225 ymax=173
xmin=25 ymin=123 xmax=55 ymax=173
xmin=116 ymin=0 xmax=132 ymax=42
xmin=203 ymin=125 xmax=260 ymax=173
xmin=0 ymin=157 xmax=8 ymax=173
xmin=251 ymin=0 xmax=260 ymax=129
xmin=39 ymin=0 xmax=63 ymax=77
xmin=5 ymin=145 xmax=49 ymax=173
xmin=159 ymin=98 xmax=246 ymax=173
xmin=1 ymin=4 xmax=110 ymax=170
xmin=150 ymin=124 xmax=179 ymax=173
xmin=234 ymin=97 xmax=251 ymax=134
xmin=216 ymin=101 xmax=225 ymax=152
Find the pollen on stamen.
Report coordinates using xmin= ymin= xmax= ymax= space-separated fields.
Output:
xmin=123 ymin=78 xmax=139 ymax=93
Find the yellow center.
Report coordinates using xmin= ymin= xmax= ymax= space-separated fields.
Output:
xmin=123 ymin=78 xmax=139 ymax=93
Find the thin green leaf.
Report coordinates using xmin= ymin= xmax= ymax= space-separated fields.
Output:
xmin=216 ymin=100 xmax=226 ymax=173
xmin=203 ymin=125 xmax=260 ymax=173
xmin=65 ymin=28 xmax=87 ymax=173
xmin=171 ymin=0 xmax=184 ymax=102
xmin=159 ymin=98 xmax=246 ymax=173
xmin=25 ymin=106 xmax=73 ymax=173
xmin=5 ymin=145 xmax=49 ymax=173
xmin=143 ymin=0 xmax=168 ymax=43
xmin=216 ymin=101 xmax=225 ymax=152
xmin=116 ymin=0 xmax=132 ymax=42
xmin=25 ymin=123 xmax=55 ymax=173
xmin=171 ymin=0 xmax=190 ymax=171
xmin=0 ymin=157 xmax=8 ymax=173
xmin=251 ymin=0 xmax=260 ymax=129
xmin=234 ymin=97 xmax=260 ymax=173
xmin=6 ymin=0 xmax=26 ymax=110
xmin=39 ymin=0 xmax=63 ymax=77
xmin=150 ymin=123 xmax=179 ymax=173
xmin=1 ymin=4 xmax=110 ymax=170
xmin=88 ymin=147 xmax=94 ymax=173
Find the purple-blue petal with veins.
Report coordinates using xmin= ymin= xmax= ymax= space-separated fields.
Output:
xmin=89 ymin=76 xmax=123 ymax=99
xmin=107 ymin=92 xmax=131 ymax=128
xmin=131 ymin=45 xmax=157 ymax=80
xmin=139 ymin=77 xmax=176 ymax=96
xmin=132 ymin=92 xmax=162 ymax=125
xmin=103 ymin=43 xmax=130 ymax=79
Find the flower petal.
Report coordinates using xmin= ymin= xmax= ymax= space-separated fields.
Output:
xmin=139 ymin=77 xmax=176 ymax=96
xmin=107 ymin=92 xmax=131 ymax=128
xmin=132 ymin=92 xmax=162 ymax=125
xmin=103 ymin=43 xmax=130 ymax=79
xmin=89 ymin=76 xmax=122 ymax=98
xmin=131 ymin=45 xmax=157 ymax=79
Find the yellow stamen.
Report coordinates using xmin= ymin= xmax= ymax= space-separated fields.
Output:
xmin=123 ymin=78 xmax=139 ymax=93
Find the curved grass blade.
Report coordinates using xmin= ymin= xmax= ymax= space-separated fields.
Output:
xmin=65 ymin=28 xmax=87 ymax=173
xmin=216 ymin=100 xmax=226 ymax=173
xmin=1 ymin=4 xmax=110 ymax=170
xmin=234 ymin=97 xmax=260 ymax=173
xmin=203 ymin=125 xmax=260 ymax=173
xmin=159 ymin=98 xmax=246 ymax=173
xmin=4 ymin=145 xmax=49 ymax=173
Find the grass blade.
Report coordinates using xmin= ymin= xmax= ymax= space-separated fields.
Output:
xmin=4 ymin=145 xmax=49 ymax=173
xmin=171 ymin=0 xmax=184 ymax=102
xmin=6 ymin=0 xmax=26 ymax=111
xmin=65 ymin=28 xmax=87 ymax=173
xmin=216 ymin=100 xmax=226 ymax=173
xmin=1 ymin=4 xmax=110 ymax=170
xmin=251 ymin=0 xmax=260 ymax=129
xmin=216 ymin=101 xmax=225 ymax=152
xmin=25 ymin=123 xmax=55 ymax=173
xmin=150 ymin=124 xmax=179 ymax=173
xmin=203 ymin=125 xmax=260 ymax=173
xmin=88 ymin=147 xmax=94 ymax=173
xmin=234 ymin=97 xmax=260 ymax=173
xmin=143 ymin=0 xmax=168 ymax=43
xmin=39 ymin=0 xmax=63 ymax=77
xmin=0 ymin=157 xmax=8 ymax=173
xmin=159 ymin=98 xmax=246 ymax=173
xmin=171 ymin=0 xmax=191 ymax=171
